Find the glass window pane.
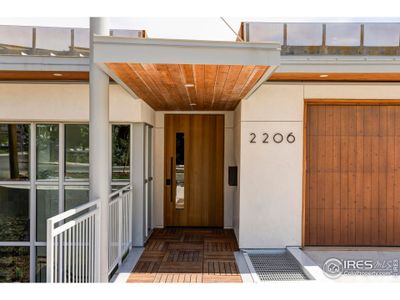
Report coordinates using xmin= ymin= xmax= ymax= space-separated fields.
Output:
xmin=112 ymin=125 xmax=130 ymax=181
xmin=36 ymin=186 xmax=58 ymax=242
xmin=364 ymin=24 xmax=400 ymax=46
xmin=0 ymin=246 xmax=30 ymax=282
xmin=175 ymin=132 xmax=184 ymax=210
xmin=111 ymin=183 xmax=129 ymax=193
xmin=0 ymin=124 xmax=30 ymax=181
xmin=64 ymin=185 xmax=89 ymax=210
xmin=0 ymin=185 xmax=29 ymax=241
xmin=36 ymin=27 xmax=71 ymax=52
xmin=65 ymin=124 xmax=89 ymax=180
xmin=248 ymin=22 xmax=284 ymax=43
xmin=287 ymin=23 xmax=323 ymax=46
xmin=36 ymin=124 xmax=59 ymax=180
xmin=326 ymin=23 xmax=361 ymax=46
xmin=0 ymin=25 xmax=33 ymax=49
xmin=36 ymin=246 xmax=46 ymax=282
xmin=73 ymin=28 xmax=90 ymax=49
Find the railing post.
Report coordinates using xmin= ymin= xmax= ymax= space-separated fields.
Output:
xmin=129 ymin=189 xmax=133 ymax=248
xmin=95 ymin=201 xmax=101 ymax=282
xmin=46 ymin=218 xmax=54 ymax=283
xmin=118 ymin=190 xmax=123 ymax=266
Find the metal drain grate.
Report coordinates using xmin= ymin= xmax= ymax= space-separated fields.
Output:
xmin=248 ymin=251 xmax=309 ymax=281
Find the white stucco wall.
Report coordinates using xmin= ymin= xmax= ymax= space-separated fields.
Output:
xmin=152 ymin=111 xmax=235 ymax=229
xmin=237 ymin=82 xmax=400 ymax=249
xmin=0 ymin=82 xmax=155 ymax=124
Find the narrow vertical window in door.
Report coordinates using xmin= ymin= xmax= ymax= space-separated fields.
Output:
xmin=175 ymin=132 xmax=184 ymax=209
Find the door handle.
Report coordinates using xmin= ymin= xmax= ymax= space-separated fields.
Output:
xmin=170 ymin=157 xmax=173 ymax=202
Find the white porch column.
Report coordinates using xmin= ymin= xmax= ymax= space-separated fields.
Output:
xmin=89 ymin=17 xmax=110 ymax=282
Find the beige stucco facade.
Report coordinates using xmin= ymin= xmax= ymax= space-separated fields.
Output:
xmin=2 ymin=81 xmax=400 ymax=249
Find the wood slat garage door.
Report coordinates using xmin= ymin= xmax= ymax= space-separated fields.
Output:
xmin=305 ymin=104 xmax=400 ymax=246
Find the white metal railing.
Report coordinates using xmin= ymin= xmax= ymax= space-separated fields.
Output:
xmin=46 ymin=185 xmax=133 ymax=282
xmin=46 ymin=200 xmax=101 ymax=283
xmin=108 ymin=185 xmax=133 ymax=274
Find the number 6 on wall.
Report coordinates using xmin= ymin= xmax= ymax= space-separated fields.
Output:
xmin=287 ymin=132 xmax=295 ymax=144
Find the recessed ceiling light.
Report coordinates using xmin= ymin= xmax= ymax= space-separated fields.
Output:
xmin=53 ymin=73 xmax=63 ymax=77
xmin=319 ymin=74 xmax=329 ymax=78
xmin=184 ymin=83 xmax=195 ymax=88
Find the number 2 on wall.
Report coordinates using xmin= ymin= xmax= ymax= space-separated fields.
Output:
xmin=250 ymin=133 xmax=256 ymax=143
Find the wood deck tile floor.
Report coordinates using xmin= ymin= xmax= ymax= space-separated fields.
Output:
xmin=127 ymin=228 xmax=242 ymax=283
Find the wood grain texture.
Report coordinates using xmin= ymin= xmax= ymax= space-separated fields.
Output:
xmin=305 ymin=103 xmax=400 ymax=246
xmin=164 ymin=114 xmax=224 ymax=227
xmin=0 ymin=71 xmax=89 ymax=81
xmin=270 ymin=72 xmax=400 ymax=82
xmin=106 ymin=63 xmax=269 ymax=111
xmin=127 ymin=228 xmax=242 ymax=283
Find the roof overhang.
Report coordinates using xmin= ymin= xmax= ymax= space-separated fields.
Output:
xmin=270 ymin=56 xmax=400 ymax=81
xmin=0 ymin=55 xmax=89 ymax=72
xmin=93 ymin=36 xmax=280 ymax=110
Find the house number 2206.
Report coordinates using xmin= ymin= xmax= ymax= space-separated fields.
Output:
xmin=249 ymin=132 xmax=296 ymax=144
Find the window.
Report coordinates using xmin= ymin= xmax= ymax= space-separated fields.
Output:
xmin=112 ymin=125 xmax=130 ymax=181
xmin=36 ymin=124 xmax=59 ymax=180
xmin=35 ymin=246 xmax=46 ymax=283
xmin=65 ymin=124 xmax=89 ymax=180
xmin=175 ymin=132 xmax=184 ymax=210
xmin=0 ymin=246 xmax=30 ymax=282
xmin=0 ymin=124 xmax=29 ymax=181
xmin=36 ymin=186 xmax=58 ymax=242
xmin=64 ymin=185 xmax=89 ymax=210
xmin=0 ymin=185 xmax=29 ymax=241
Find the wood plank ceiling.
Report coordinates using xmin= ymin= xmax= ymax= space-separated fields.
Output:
xmin=106 ymin=63 xmax=269 ymax=111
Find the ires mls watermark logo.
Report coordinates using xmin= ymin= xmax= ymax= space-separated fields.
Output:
xmin=323 ymin=257 xmax=400 ymax=279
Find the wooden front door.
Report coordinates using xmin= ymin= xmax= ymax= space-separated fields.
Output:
xmin=164 ymin=114 xmax=224 ymax=227
xmin=305 ymin=103 xmax=400 ymax=246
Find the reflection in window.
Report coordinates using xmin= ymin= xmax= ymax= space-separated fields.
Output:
xmin=175 ymin=132 xmax=184 ymax=210
xmin=364 ymin=24 xmax=400 ymax=46
xmin=111 ymin=184 xmax=129 ymax=193
xmin=64 ymin=185 xmax=89 ymax=211
xmin=0 ymin=185 xmax=29 ymax=241
xmin=112 ymin=125 xmax=130 ymax=181
xmin=65 ymin=124 xmax=89 ymax=180
xmin=326 ymin=23 xmax=361 ymax=46
xmin=36 ymin=124 xmax=59 ymax=180
xmin=0 ymin=124 xmax=29 ymax=181
xmin=287 ymin=23 xmax=322 ymax=46
xmin=0 ymin=247 xmax=30 ymax=282
xmin=248 ymin=23 xmax=284 ymax=43
xmin=36 ymin=187 xmax=58 ymax=242
xmin=36 ymin=246 xmax=46 ymax=283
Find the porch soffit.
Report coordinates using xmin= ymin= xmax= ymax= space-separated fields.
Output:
xmin=93 ymin=36 xmax=280 ymax=111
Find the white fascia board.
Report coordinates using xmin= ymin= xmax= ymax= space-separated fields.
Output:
xmin=0 ymin=55 xmax=89 ymax=71
xmin=93 ymin=36 xmax=281 ymax=66
xmin=278 ymin=56 xmax=400 ymax=73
